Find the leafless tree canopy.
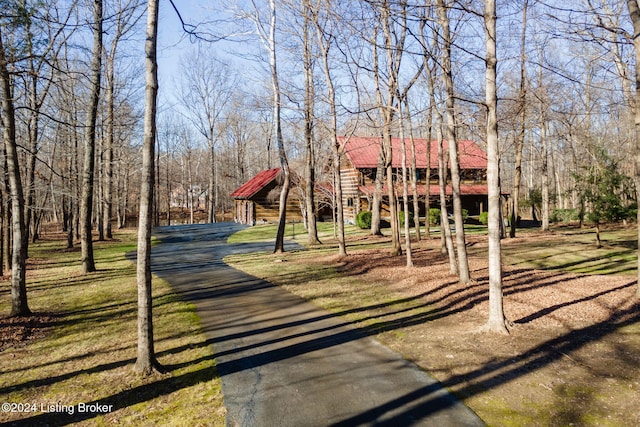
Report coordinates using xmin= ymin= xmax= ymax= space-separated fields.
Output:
xmin=2 ymin=0 xmax=640 ymax=319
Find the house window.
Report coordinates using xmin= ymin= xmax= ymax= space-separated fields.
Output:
xmin=361 ymin=168 xmax=376 ymax=185
xmin=347 ymin=198 xmax=354 ymax=207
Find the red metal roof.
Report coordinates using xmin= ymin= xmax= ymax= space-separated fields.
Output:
xmin=338 ymin=136 xmax=487 ymax=169
xmin=230 ymin=168 xmax=281 ymax=199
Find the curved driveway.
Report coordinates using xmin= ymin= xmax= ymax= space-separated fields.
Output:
xmin=151 ymin=223 xmax=484 ymax=427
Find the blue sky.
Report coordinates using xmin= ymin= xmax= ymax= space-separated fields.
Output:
xmin=155 ymin=2 xmax=258 ymax=110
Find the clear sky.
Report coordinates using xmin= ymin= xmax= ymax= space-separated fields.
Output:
xmin=155 ymin=2 xmax=257 ymax=112
xmin=156 ymin=2 xmax=198 ymax=107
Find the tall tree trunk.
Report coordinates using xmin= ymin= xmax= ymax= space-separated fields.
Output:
xmin=2 ymin=149 xmax=11 ymax=273
xmin=437 ymin=123 xmax=456 ymax=273
xmin=303 ymin=0 xmax=320 ymax=246
xmin=436 ymin=0 xmax=470 ymax=283
xmin=625 ymin=0 xmax=640 ymax=297
xmin=420 ymin=11 xmax=437 ymax=240
xmin=312 ymin=0 xmax=345 ymax=255
xmin=370 ymin=146 xmax=384 ymax=236
xmin=369 ymin=24 xmax=384 ymax=237
xmin=424 ymin=96 xmax=433 ymax=240
xmin=97 ymin=133 xmax=105 ymax=241
xmin=135 ymin=0 xmax=162 ymax=376
xmin=80 ymin=0 xmax=103 ymax=274
xmin=208 ymin=140 xmax=216 ymax=223
xmin=264 ymin=0 xmax=291 ymax=254
xmin=380 ymin=1 xmax=403 ymax=257
xmin=483 ymin=0 xmax=508 ymax=333
xmin=384 ymin=131 xmax=401 ymax=256
xmin=398 ymin=112 xmax=413 ymax=267
xmin=72 ymin=101 xmax=81 ymax=240
xmin=103 ymin=47 xmax=116 ymax=239
xmin=510 ymin=0 xmax=528 ymax=238
xmin=25 ymin=72 xmax=38 ymax=250
xmin=23 ymin=0 xmax=41 ymax=249
xmin=540 ymin=117 xmax=550 ymax=231
xmin=405 ymin=98 xmax=421 ymax=242
xmin=154 ymin=138 xmax=160 ymax=226
xmin=0 ymin=28 xmax=30 ymax=316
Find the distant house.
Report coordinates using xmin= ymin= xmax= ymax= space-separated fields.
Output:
xmin=338 ymin=136 xmax=496 ymax=221
xmin=231 ymin=168 xmax=304 ymax=225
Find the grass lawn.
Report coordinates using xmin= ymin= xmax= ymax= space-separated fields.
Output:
xmin=496 ymin=225 xmax=638 ymax=275
xmin=230 ymin=221 xmax=639 ymax=276
xmin=0 ymin=230 xmax=224 ymax=426
xmin=2 ymin=221 xmax=637 ymax=426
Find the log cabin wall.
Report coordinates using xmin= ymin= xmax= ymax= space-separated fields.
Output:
xmin=246 ymin=185 xmax=304 ymax=224
xmin=340 ymin=155 xmax=360 ymax=221
xmin=336 ymin=136 xmax=494 ymax=222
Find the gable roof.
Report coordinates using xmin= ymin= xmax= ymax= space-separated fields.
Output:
xmin=230 ymin=168 xmax=281 ymax=199
xmin=338 ymin=136 xmax=487 ymax=169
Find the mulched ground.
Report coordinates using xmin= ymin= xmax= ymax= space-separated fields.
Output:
xmin=0 ymin=312 xmax=56 ymax=352
xmin=324 ymin=234 xmax=640 ymax=425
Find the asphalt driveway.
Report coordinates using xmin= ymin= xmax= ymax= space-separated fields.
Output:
xmin=151 ymin=222 xmax=484 ymax=427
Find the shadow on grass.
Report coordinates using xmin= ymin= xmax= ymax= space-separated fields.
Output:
xmin=514 ymin=280 xmax=636 ymax=324
xmin=6 ymin=295 xmax=637 ymax=426
xmin=497 ymin=230 xmax=638 ymax=276
xmin=10 ymin=223 xmax=637 ymax=425
xmin=19 ymin=267 xmax=136 ymax=293
xmin=7 ymin=362 xmax=217 ymax=426
xmin=330 ymin=304 xmax=639 ymax=427
xmin=144 ymin=223 xmax=640 ymax=425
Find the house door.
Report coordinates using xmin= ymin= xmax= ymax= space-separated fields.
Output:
xmin=246 ymin=201 xmax=254 ymax=225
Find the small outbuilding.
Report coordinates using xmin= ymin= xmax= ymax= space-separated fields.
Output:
xmin=231 ymin=168 xmax=304 ymax=225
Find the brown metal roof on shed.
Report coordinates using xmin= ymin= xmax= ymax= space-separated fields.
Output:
xmin=338 ymin=136 xmax=487 ymax=169
xmin=230 ymin=168 xmax=281 ymax=199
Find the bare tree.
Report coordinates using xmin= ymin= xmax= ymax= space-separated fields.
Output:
xmin=509 ymin=0 xmax=528 ymax=238
xmin=311 ymin=0 xmax=347 ymax=255
xmin=374 ymin=0 xmax=407 ymax=257
xmin=435 ymin=0 xmax=470 ymax=283
xmin=398 ymin=111 xmax=413 ymax=267
xmin=245 ymin=0 xmax=291 ymax=253
xmin=135 ymin=0 xmax=162 ymax=375
xmin=178 ymin=49 xmax=235 ymax=224
xmin=436 ymin=117 xmax=457 ymax=273
xmin=301 ymin=0 xmax=321 ymax=245
xmin=483 ymin=0 xmax=508 ymax=334
xmin=80 ymin=0 xmax=103 ymax=274
xmin=20 ymin=0 xmax=74 ymax=246
xmin=418 ymin=8 xmax=440 ymax=242
xmin=405 ymin=98 xmax=422 ymax=242
xmin=625 ymin=0 xmax=640 ymax=297
xmin=103 ymin=0 xmax=144 ymax=239
xmin=0 ymin=26 xmax=29 ymax=316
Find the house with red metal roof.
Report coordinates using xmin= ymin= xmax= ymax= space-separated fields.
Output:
xmin=231 ymin=136 xmax=498 ymax=225
xmin=338 ymin=136 xmax=494 ymax=222
xmin=231 ymin=168 xmax=306 ymax=225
